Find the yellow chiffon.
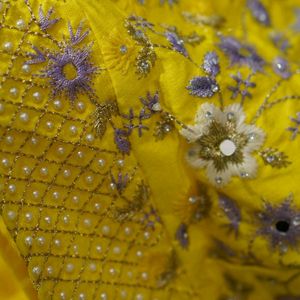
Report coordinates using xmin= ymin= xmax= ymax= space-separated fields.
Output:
xmin=1 ymin=0 xmax=300 ymax=299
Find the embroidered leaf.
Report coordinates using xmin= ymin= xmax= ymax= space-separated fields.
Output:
xmin=93 ymin=100 xmax=119 ymax=138
xmin=202 ymin=51 xmax=220 ymax=77
xmin=187 ymin=76 xmax=219 ymax=98
xmin=260 ymin=148 xmax=291 ymax=168
xmin=247 ymin=0 xmax=271 ymax=26
xmin=38 ymin=5 xmax=60 ymax=31
xmin=175 ymin=223 xmax=189 ymax=249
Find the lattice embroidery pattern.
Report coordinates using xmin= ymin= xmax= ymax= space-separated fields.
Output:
xmin=0 ymin=1 xmax=197 ymax=300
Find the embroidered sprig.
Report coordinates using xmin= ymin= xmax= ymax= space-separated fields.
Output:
xmin=260 ymin=148 xmax=291 ymax=168
xmin=287 ymin=112 xmax=300 ymax=140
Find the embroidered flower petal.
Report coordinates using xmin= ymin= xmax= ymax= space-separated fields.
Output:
xmin=247 ymin=0 xmax=271 ymax=26
xmin=165 ymin=31 xmax=188 ymax=57
xmin=187 ymin=76 xmax=219 ymax=98
xmin=202 ymin=51 xmax=220 ymax=77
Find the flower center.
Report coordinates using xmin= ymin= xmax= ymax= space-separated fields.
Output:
xmin=62 ymin=62 xmax=78 ymax=80
xmin=275 ymin=220 xmax=290 ymax=233
xmin=219 ymin=139 xmax=237 ymax=156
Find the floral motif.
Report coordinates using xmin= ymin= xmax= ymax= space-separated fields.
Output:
xmin=38 ymin=5 xmax=60 ymax=31
xmin=247 ymin=0 xmax=271 ymax=26
xmin=256 ymin=195 xmax=300 ymax=253
xmin=228 ymin=72 xmax=256 ymax=102
xmin=180 ymin=103 xmax=265 ymax=186
xmin=27 ymin=21 xmax=98 ymax=104
xmin=165 ymin=31 xmax=188 ymax=57
xmin=260 ymin=148 xmax=291 ymax=168
xmin=218 ymin=193 xmax=241 ymax=236
xmin=218 ymin=36 xmax=265 ymax=72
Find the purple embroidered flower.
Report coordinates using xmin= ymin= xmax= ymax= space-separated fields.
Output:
xmin=111 ymin=173 xmax=129 ymax=193
xmin=68 ymin=21 xmax=89 ymax=46
xmin=187 ymin=76 xmax=219 ymax=98
xmin=287 ymin=113 xmax=300 ymax=140
xmin=114 ymin=129 xmax=131 ymax=155
xmin=175 ymin=223 xmax=189 ymax=249
xmin=42 ymin=46 xmax=98 ymax=102
xmin=122 ymin=108 xmax=150 ymax=137
xmin=140 ymin=92 xmax=161 ymax=112
xmin=273 ymin=57 xmax=291 ymax=79
xmin=26 ymin=46 xmax=46 ymax=65
xmin=38 ymin=6 xmax=60 ymax=31
xmin=218 ymin=193 xmax=241 ymax=236
xmin=218 ymin=36 xmax=265 ymax=72
xmin=142 ymin=208 xmax=161 ymax=230
xmin=256 ymin=195 xmax=300 ymax=252
xmin=202 ymin=51 xmax=220 ymax=77
xmin=228 ymin=72 xmax=256 ymax=101
xmin=165 ymin=31 xmax=188 ymax=57
xmin=247 ymin=0 xmax=271 ymax=26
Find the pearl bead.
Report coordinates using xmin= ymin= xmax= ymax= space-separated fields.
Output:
xmin=22 ymin=166 xmax=31 ymax=176
xmin=33 ymin=92 xmax=42 ymax=102
xmin=37 ymin=236 xmax=45 ymax=245
xmin=100 ymin=293 xmax=107 ymax=300
xmin=7 ymin=210 xmax=16 ymax=220
xmin=109 ymin=182 xmax=116 ymax=191
xmin=141 ymin=272 xmax=148 ymax=280
xmin=40 ymin=167 xmax=48 ymax=176
xmin=96 ymin=245 xmax=102 ymax=253
xmin=124 ymin=227 xmax=132 ymax=236
xmin=65 ymin=263 xmax=74 ymax=273
xmin=63 ymin=169 xmax=71 ymax=178
xmin=16 ymin=19 xmax=26 ymax=29
xmin=98 ymin=159 xmax=106 ymax=167
xmin=69 ymin=125 xmax=78 ymax=136
xmin=22 ymin=64 xmax=30 ymax=73
xmin=25 ymin=212 xmax=32 ymax=222
xmin=9 ymin=87 xmax=18 ymax=97
xmin=94 ymin=202 xmax=101 ymax=211
xmin=78 ymin=293 xmax=86 ymax=300
xmin=52 ymin=191 xmax=60 ymax=200
xmin=3 ymin=41 xmax=12 ymax=51
xmin=46 ymin=266 xmax=54 ymax=275
xmin=30 ymin=137 xmax=38 ymax=145
xmin=72 ymin=195 xmax=80 ymax=204
xmin=24 ymin=236 xmax=33 ymax=246
xmin=32 ymin=190 xmax=39 ymax=199
xmin=5 ymin=135 xmax=14 ymax=145
xmin=56 ymin=146 xmax=65 ymax=156
xmin=63 ymin=215 xmax=70 ymax=224
xmin=53 ymin=99 xmax=62 ymax=110
xmin=117 ymin=159 xmax=124 ymax=168
xmin=219 ymin=139 xmax=237 ymax=156
xmin=85 ymin=175 xmax=94 ymax=184
xmin=54 ymin=239 xmax=61 ymax=247
xmin=45 ymin=121 xmax=54 ymax=130
xmin=136 ymin=294 xmax=144 ymax=300
xmin=44 ymin=216 xmax=51 ymax=224
xmin=89 ymin=263 xmax=97 ymax=272
xmin=113 ymin=246 xmax=121 ymax=255
xmin=83 ymin=218 xmax=92 ymax=228
xmin=1 ymin=158 xmax=10 ymax=167
xmin=102 ymin=225 xmax=110 ymax=235
xmin=8 ymin=184 xmax=16 ymax=193
xmin=136 ymin=250 xmax=143 ymax=258
xmin=143 ymin=231 xmax=150 ymax=240
xmin=85 ymin=133 xmax=94 ymax=143
xmin=19 ymin=112 xmax=29 ymax=123
xmin=109 ymin=268 xmax=116 ymax=276
xmin=120 ymin=290 xmax=127 ymax=299
xmin=76 ymin=101 xmax=85 ymax=112
xmin=77 ymin=151 xmax=84 ymax=158
xmin=0 ymin=103 xmax=5 ymax=114
xmin=60 ymin=292 xmax=66 ymax=300
xmin=32 ymin=266 xmax=41 ymax=275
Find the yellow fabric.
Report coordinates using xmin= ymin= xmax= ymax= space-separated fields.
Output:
xmin=1 ymin=0 xmax=300 ymax=299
